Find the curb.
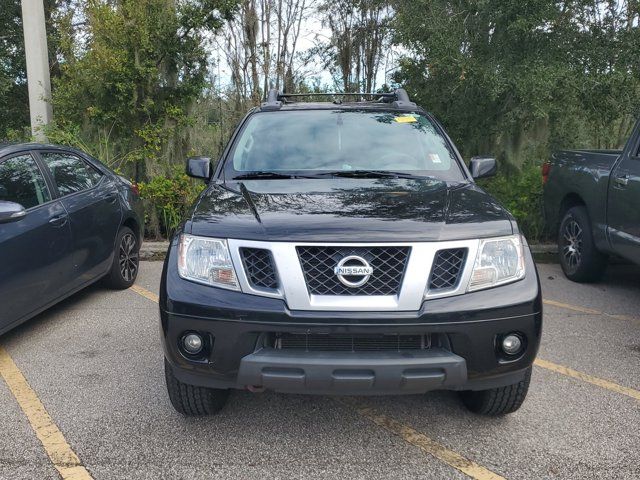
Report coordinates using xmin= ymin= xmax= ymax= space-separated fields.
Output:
xmin=139 ymin=241 xmax=558 ymax=261
xmin=140 ymin=241 xmax=169 ymax=261
xmin=529 ymin=244 xmax=557 ymax=254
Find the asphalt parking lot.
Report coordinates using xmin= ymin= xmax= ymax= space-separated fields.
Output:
xmin=1 ymin=260 xmax=639 ymax=480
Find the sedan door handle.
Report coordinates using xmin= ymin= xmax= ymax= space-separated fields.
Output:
xmin=103 ymin=193 xmax=117 ymax=204
xmin=614 ymin=175 xmax=629 ymax=187
xmin=49 ymin=214 xmax=68 ymax=227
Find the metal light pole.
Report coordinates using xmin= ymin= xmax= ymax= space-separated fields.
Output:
xmin=21 ymin=0 xmax=53 ymax=141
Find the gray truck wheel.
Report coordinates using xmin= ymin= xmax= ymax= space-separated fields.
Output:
xmin=164 ymin=359 xmax=229 ymax=416
xmin=558 ymin=206 xmax=607 ymax=282
xmin=459 ymin=367 xmax=531 ymax=415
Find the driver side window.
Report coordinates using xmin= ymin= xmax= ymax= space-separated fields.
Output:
xmin=0 ymin=154 xmax=51 ymax=209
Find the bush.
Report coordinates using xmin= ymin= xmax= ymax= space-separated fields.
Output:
xmin=479 ymin=162 xmax=546 ymax=243
xmin=138 ymin=168 xmax=204 ymax=239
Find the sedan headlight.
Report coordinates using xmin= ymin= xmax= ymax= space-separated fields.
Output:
xmin=467 ymin=235 xmax=525 ymax=292
xmin=178 ymin=234 xmax=239 ymax=290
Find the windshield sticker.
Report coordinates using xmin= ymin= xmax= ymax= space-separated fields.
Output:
xmin=394 ymin=115 xmax=418 ymax=123
xmin=429 ymin=153 xmax=442 ymax=163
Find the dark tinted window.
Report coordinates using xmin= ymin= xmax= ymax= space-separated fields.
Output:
xmin=40 ymin=152 xmax=102 ymax=196
xmin=229 ymin=110 xmax=465 ymax=181
xmin=0 ymin=154 xmax=51 ymax=209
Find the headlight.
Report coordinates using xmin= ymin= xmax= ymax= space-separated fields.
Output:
xmin=177 ymin=234 xmax=240 ymax=290
xmin=467 ymin=235 xmax=525 ymax=291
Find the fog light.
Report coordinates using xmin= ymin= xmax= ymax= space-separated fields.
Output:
xmin=501 ymin=334 xmax=523 ymax=355
xmin=182 ymin=333 xmax=203 ymax=355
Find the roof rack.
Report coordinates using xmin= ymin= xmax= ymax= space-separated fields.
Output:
xmin=260 ymin=88 xmax=418 ymax=111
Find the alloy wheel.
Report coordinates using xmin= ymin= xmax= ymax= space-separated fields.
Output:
xmin=562 ymin=218 xmax=583 ymax=270
xmin=119 ymin=232 xmax=139 ymax=282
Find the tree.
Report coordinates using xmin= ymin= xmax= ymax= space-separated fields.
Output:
xmin=391 ymin=0 xmax=640 ymax=166
xmin=50 ymin=0 xmax=237 ymax=179
xmin=0 ymin=0 xmax=29 ymax=139
xmin=317 ymin=0 xmax=392 ymax=92
xmin=221 ymin=0 xmax=311 ymax=108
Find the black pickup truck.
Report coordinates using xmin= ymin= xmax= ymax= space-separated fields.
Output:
xmin=160 ymin=89 xmax=542 ymax=417
xmin=543 ymin=119 xmax=640 ymax=281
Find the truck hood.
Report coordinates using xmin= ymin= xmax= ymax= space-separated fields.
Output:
xmin=188 ymin=178 xmax=514 ymax=242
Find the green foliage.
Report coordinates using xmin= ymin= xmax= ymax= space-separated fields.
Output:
xmin=392 ymin=0 xmax=640 ymax=166
xmin=0 ymin=0 xmax=29 ymax=139
xmin=137 ymin=168 xmax=204 ymax=239
xmin=480 ymin=163 xmax=545 ymax=242
xmin=0 ymin=0 xmax=75 ymax=140
xmin=51 ymin=0 xmax=237 ymax=178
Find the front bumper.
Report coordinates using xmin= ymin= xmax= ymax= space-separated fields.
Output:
xmin=160 ymin=239 xmax=542 ymax=394
xmin=237 ymin=348 xmax=467 ymax=395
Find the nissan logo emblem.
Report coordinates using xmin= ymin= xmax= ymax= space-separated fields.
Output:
xmin=334 ymin=255 xmax=374 ymax=288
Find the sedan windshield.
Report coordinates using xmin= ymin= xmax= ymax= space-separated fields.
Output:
xmin=227 ymin=110 xmax=465 ymax=181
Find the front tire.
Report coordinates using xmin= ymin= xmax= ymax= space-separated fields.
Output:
xmin=558 ymin=206 xmax=607 ymax=282
xmin=164 ymin=359 xmax=229 ymax=416
xmin=459 ymin=367 xmax=531 ymax=416
xmin=104 ymin=226 xmax=139 ymax=289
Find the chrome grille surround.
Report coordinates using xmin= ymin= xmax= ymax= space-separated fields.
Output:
xmin=227 ymin=239 xmax=481 ymax=311
xmin=297 ymin=246 xmax=410 ymax=296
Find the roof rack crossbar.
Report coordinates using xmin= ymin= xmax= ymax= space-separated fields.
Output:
xmin=278 ymin=92 xmax=395 ymax=98
xmin=259 ymin=87 xmax=418 ymax=111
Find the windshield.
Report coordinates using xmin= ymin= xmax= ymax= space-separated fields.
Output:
xmin=226 ymin=110 xmax=465 ymax=181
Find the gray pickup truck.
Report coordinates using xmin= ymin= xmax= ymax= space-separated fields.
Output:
xmin=543 ymin=120 xmax=640 ymax=282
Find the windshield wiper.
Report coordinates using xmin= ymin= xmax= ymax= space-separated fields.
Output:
xmin=318 ymin=169 xmax=425 ymax=179
xmin=232 ymin=171 xmax=299 ymax=180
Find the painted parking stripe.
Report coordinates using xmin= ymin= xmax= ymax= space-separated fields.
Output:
xmin=534 ymin=358 xmax=640 ymax=401
xmin=0 ymin=346 xmax=93 ymax=480
xmin=129 ymin=285 xmax=640 ymax=403
xmin=339 ymin=398 xmax=505 ymax=480
xmin=543 ymin=298 xmax=640 ymax=323
xmin=542 ymin=299 xmax=600 ymax=315
xmin=130 ymin=284 xmax=159 ymax=303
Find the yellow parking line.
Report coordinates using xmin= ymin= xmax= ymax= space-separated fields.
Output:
xmin=534 ymin=358 xmax=640 ymax=401
xmin=130 ymin=284 xmax=159 ymax=303
xmin=128 ymin=285 xmax=640 ymax=403
xmin=339 ymin=399 xmax=505 ymax=480
xmin=542 ymin=299 xmax=600 ymax=315
xmin=543 ymin=299 xmax=640 ymax=323
xmin=0 ymin=346 xmax=93 ymax=480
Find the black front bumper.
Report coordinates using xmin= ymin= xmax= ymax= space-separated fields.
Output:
xmin=160 ymin=241 xmax=542 ymax=394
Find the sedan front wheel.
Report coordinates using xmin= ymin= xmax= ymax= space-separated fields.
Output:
xmin=104 ymin=226 xmax=139 ymax=289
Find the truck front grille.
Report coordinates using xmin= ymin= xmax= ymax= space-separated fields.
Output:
xmin=276 ymin=333 xmax=429 ymax=352
xmin=296 ymin=246 xmax=410 ymax=296
xmin=428 ymin=248 xmax=467 ymax=291
xmin=240 ymin=248 xmax=278 ymax=290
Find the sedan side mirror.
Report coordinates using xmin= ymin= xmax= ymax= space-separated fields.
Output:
xmin=469 ymin=156 xmax=497 ymax=179
xmin=0 ymin=201 xmax=27 ymax=224
xmin=186 ymin=157 xmax=212 ymax=182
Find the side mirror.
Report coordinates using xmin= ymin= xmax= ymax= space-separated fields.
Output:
xmin=469 ymin=156 xmax=497 ymax=179
xmin=0 ymin=201 xmax=27 ymax=224
xmin=186 ymin=156 xmax=212 ymax=182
